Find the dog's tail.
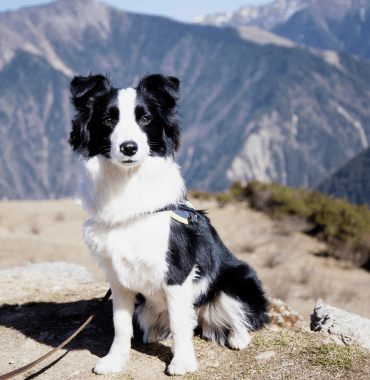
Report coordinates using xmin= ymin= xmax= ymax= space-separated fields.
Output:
xmin=220 ymin=263 xmax=270 ymax=330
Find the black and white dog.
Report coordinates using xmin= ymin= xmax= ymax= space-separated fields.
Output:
xmin=69 ymin=73 xmax=269 ymax=376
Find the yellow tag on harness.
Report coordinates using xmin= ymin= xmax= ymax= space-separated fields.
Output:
xmin=168 ymin=210 xmax=189 ymax=225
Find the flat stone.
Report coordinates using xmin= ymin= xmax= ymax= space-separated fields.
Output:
xmin=255 ymin=351 xmax=276 ymax=360
xmin=0 ymin=262 xmax=93 ymax=284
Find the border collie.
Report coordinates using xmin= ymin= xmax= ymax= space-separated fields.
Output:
xmin=69 ymin=73 xmax=269 ymax=376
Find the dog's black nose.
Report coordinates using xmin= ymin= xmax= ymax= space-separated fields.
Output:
xmin=120 ymin=141 xmax=138 ymax=156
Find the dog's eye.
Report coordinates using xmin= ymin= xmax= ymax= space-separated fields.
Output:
xmin=103 ymin=118 xmax=115 ymax=126
xmin=140 ymin=116 xmax=151 ymax=125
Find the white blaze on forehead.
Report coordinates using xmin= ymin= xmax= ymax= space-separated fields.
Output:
xmin=110 ymin=87 xmax=150 ymax=163
xmin=118 ymin=87 xmax=137 ymax=123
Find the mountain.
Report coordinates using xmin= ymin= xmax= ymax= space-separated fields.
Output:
xmin=193 ymin=0 xmax=311 ymax=30
xmin=1 ymin=0 xmax=370 ymax=198
xmin=194 ymin=0 xmax=370 ymax=60
xmin=317 ymin=147 xmax=370 ymax=208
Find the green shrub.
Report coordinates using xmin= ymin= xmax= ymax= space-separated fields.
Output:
xmin=216 ymin=193 xmax=233 ymax=207
xmin=243 ymin=180 xmax=370 ymax=268
xmin=229 ymin=181 xmax=245 ymax=201
xmin=189 ymin=190 xmax=212 ymax=200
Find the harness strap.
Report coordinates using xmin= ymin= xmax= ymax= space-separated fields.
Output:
xmin=155 ymin=200 xmax=201 ymax=225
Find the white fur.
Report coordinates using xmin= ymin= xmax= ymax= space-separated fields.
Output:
xmin=76 ymin=155 xmax=185 ymax=225
xmin=110 ymin=88 xmax=150 ymax=167
xmin=165 ymin=268 xmax=198 ymax=375
xmin=192 ymin=276 xmax=210 ymax=304
xmin=197 ymin=291 xmax=251 ymax=348
xmin=135 ymin=293 xmax=171 ymax=344
xmin=94 ymin=272 xmax=136 ymax=374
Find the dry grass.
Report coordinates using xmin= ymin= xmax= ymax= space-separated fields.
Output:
xmin=311 ymin=279 xmax=334 ymax=302
xmin=266 ymin=275 xmax=294 ymax=301
xmin=337 ymin=289 xmax=357 ymax=303
xmin=264 ymin=251 xmax=285 ymax=268
xmin=30 ymin=223 xmax=40 ymax=235
xmin=297 ymin=266 xmax=315 ymax=285
xmin=55 ymin=212 xmax=65 ymax=222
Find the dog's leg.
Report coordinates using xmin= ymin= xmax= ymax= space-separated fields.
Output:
xmin=94 ymin=280 xmax=136 ymax=375
xmin=165 ymin=283 xmax=198 ymax=375
xmin=136 ymin=301 xmax=171 ymax=343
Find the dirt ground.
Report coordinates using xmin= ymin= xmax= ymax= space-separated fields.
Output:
xmin=0 ymin=196 xmax=370 ymax=379
xmin=1 ymin=273 xmax=369 ymax=380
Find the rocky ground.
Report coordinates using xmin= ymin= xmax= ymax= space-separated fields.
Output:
xmin=0 ymin=272 xmax=369 ymax=380
xmin=0 ymin=197 xmax=370 ymax=379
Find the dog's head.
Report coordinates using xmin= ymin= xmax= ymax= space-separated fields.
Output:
xmin=69 ymin=74 xmax=181 ymax=168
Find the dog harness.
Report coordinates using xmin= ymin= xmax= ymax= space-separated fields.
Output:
xmin=155 ymin=199 xmax=199 ymax=225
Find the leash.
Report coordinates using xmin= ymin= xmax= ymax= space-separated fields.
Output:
xmin=0 ymin=289 xmax=111 ymax=380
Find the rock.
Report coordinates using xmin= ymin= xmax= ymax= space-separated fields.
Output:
xmin=255 ymin=351 xmax=275 ymax=360
xmin=267 ymin=297 xmax=305 ymax=328
xmin=0 ymin=262 xmax=93 ymax=284
xmin=322 ymin=335 xmax=345 ymax=346
xmin=311 ymin=299 xmax=370 ymax=351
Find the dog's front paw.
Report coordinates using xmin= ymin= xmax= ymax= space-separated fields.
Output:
xmin=167 ymin=355 xmax=197 ymax=375
xmin=93 ymin=353 xmax=129 ymax=375
xmin=228 ymin=330 xmax=251 ymax=350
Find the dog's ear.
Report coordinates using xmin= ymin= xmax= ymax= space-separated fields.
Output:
xmin=69 ymin=74 xmax=114 ymax=154
xmin=70 ymin=74 xmax=114 ymax=109
xmin=136 ymin=74 xmax=181 ymax=109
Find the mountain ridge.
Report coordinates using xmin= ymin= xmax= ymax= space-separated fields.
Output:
xmin=1 ymin=0 xmax=370 ymax=198
xmin=194 ymin=0 xmax=370 ymax=60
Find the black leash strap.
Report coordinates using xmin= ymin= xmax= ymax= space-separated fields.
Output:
xmin=0 ymin=289 xmax=112 ymax=380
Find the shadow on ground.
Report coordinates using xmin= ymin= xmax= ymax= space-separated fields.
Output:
xmin=0 ymin=298 xmax=173 ymax=373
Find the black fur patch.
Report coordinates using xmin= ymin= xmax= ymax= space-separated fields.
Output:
xmin=69 ymin=74 xmax=118 ymax=158
xmin=166 ymin=212 xmax=270 ymax=331
xmin=135 ymin=74 xmax=181 ymax=158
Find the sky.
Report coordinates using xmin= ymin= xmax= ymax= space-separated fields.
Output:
xmin=0 ymin=0 xmax=273 ymax=22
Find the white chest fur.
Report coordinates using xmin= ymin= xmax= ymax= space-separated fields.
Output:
xmin=84 ymin=212 xmax=171 ymax=295
xmin=75 ymin=155 xmax=185 ymax=296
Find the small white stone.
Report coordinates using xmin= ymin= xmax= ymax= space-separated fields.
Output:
xmin=255 ymin=351 xmax=275 ymax=360
xmin=69 ymin=370 xmax=80 ymax=377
